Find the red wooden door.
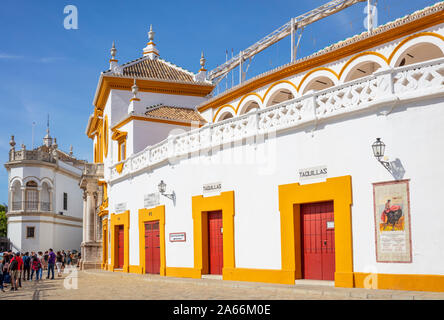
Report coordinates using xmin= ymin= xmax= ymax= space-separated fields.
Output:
xmin=145 ymin=221 xmax=160 ymax=274
xmin=117 ymin=225 xmax=124 ymax=268
xmin=301 ymin=201 xmax=335 ymax=281
xmin=208 ymin=211 xmax=223 ymax=275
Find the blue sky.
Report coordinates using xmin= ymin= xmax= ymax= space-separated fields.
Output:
xmin=0 ymin=0 xmax=439 ymax=204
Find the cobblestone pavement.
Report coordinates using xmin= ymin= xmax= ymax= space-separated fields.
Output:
xmin=1 ymin=269 xmax=444 ymax=300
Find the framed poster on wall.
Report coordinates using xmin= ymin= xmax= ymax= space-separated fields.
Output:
xmin=373 ymin=179 xmax=412 ymax=263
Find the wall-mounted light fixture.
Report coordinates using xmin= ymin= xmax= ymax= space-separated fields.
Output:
xmin=158 ymin=180 xmax=176 ymax=203
xmin=372 ymin=138 xmax=392 ymax=174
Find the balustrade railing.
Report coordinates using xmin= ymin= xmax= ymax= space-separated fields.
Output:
xmin=8 ymin=149 xmax=56 ymax=163
xmin=110 ymin=58 xmax=444 ymax=181
xmin=10 ymin=201 xmax=51 ymax=212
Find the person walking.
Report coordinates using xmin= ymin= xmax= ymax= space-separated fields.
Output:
xmin=62 ymin=250 xmax=66 ymax=270
xmin=0 ymin=255 xmax=5 ymax=292
xmin=22 ymin=252 xmax=31 ymax=281
xmin=55 ymin=251 xmax=63 ymax=277
xmin=8 ymin=253 xmax=19 ymax=291
xmin=15 ymin=252 xmax=23 ymax=288
xmin=47 ymin=249 xmax=56 ymax=280
xmin=43 ymin=251 xmax=49 ymax=270
xmin=30 ymin=254 xmax=41 ymax=281
xmin=2 ymin=253 xmax=10 ymax=289
xmin=37 ymin=252 xmax=44 ymax=279
xmin=67 ymin=251 xmax=72 ymax=266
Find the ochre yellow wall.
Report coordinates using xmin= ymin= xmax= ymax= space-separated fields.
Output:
xmin=278 ymin=176 xmax=354 ymax=287
xmin=109 ymin=211 xmax=130 ymax=272
xmin=191 ymin=191 xmax=235 ymax=279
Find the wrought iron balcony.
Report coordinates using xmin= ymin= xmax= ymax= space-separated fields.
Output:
xmin=10 ymin=201 xmax=52 ymax=212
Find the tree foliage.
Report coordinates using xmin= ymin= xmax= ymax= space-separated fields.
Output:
xmin=0 ymin=204 xmax=7 ymax=237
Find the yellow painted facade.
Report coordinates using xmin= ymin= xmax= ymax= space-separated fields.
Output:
xmin=109 ymin=210 xmax=130 ymax=272
xmin=138 ymin=206 xmax=166 ymax=276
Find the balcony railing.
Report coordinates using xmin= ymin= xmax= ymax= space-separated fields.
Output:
xmin=8 ymin=149 xmax=56 ymax=163
xmin=110 ymin=58 xmax=444 ymax=182
xmin=10 ymin=201 xmax=51 ymax=212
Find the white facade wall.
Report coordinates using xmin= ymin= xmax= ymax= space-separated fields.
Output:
xmin=6 ymin=160 xmax=84 ymax=252
xmin=107 ymin=95 xmax=444 ymax=275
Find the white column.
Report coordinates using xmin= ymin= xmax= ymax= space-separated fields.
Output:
xmin=85 ymin=183 xmax=97 ymax=243
xmin=37 ymin=187 xmax=42 ymax=211
xmin=82 ymin=192 xmax=87 ymax=243
xmin=21 ymin=187 xmax=26 ymax=211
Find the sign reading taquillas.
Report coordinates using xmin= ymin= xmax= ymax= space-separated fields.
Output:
xmin=299 ymin=165 xmax=328 ymax=181
xmin=203 ymin=182 xmax=222 ymax=195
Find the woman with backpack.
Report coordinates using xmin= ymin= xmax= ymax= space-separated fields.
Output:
xmin=37 ymin=252 xmax=44 ymax=279
xmin=8 ymin=253 xmax=19 ymax=291
xmin=56 ymin=251 xmax=63 ymax=277
xmin=31 ymin=254 xmax=42 ymax=281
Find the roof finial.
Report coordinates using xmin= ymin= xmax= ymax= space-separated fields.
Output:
xmin=131 ymin=78 xmax=139 ymax=99
xmin=128 ymin=79 xmax=140 ymax=115
xmin=143 ymin=25 xmax=159 ymax=59
xmin=69 ymin=145 xmax=73 ymax=156
xmin=194 ymin=51 xmax=208 ymax=82
xmin=109 ymin=40 xmax=121 ymax=73
xmin=111 ymin=40 xmax=117 ymax=60
xmin=43 ymin=114 xmax=53 ymax=147
xmin=148 ymin=24 xmax=155 ymax=42
xmin=199 ymin=51 xmax=206 ymax=72
xmin=9 ymin=135 xmax=16 ymax=150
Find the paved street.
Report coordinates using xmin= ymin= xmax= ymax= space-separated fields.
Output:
xmin=1 ymin=268 xmax=444 ymax=300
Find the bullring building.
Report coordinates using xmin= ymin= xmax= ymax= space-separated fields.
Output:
xmin=80 ymin=2 xmax=444 ymax=292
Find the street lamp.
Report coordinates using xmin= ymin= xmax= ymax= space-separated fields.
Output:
xmin=158 ymin=180 xmax=176 ymax=202
xmin=372 ymin=138 xmax=392 ymax=173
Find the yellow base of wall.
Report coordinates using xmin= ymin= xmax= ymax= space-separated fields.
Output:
xmin=166 ymin=267 xmax=201 ymax=279
xmin=129 ymin=265 xmax=144 ymax=274
xmin=223 ymin=268 xmax=294 ymax=285
xmin=335 ymin=272 xmax=355 ymax=288
xmin=102 ymin=263 xmax=444 ymax=292
xmin=354 ymin=272 xmax=444 ymax=293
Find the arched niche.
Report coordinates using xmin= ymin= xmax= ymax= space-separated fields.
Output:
xmin=301 ymin=76 xmax=335 ymax=95
xmin=344 ymin=61 xmax=383 ymax=82
xmin=265 ymin=89 xmax=295 ymax=107
xmin=395 ymin=42 xmax=443 ymax=67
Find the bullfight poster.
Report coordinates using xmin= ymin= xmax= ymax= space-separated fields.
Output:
xmin=373 ymin=180 xmax=412 ymax=263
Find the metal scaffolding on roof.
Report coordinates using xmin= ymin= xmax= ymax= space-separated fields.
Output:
xmin=208 ymin=0 xmax=367 ymax=84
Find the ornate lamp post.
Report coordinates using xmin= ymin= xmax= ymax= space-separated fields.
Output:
xmin=158 ymin=180 xmax=176 ymax=203
xmin=372 ymin=138 xmax=392 ymax=173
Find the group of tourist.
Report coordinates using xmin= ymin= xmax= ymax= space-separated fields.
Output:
xmin=0 ymin=249 xmax=80 ymax=292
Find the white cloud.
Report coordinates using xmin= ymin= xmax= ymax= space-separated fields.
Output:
xmin=0 ymin=53 xmax=24 ymax=59
xmin=38 ymin=57 xmax=67 ymax=63
xmin=0 ymin=53 xmax=66 ymax=63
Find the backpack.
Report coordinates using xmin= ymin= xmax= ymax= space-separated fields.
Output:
xmin=23 ymin=256 xmax=31 ymax=266
xmin=32 ymin=259 xmax=41 ymax=269
xmin=10 ymin=258 xmax=18 ymax=271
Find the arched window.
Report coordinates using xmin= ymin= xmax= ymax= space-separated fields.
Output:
xmin=41 ymin=182 xmax=51 ymax=212
xmin=395 ymin=42 xmax=443 ymax=67
xmin=219 ymin=112 xmax=234 ymax=121
xmin=25 ymin=180 xmax=38 ymax=211
xmin=302 ymin=76 xmax=335 ymax=95
xmin=241 ymin=101 xmax=260 ymax=114
xmin=266 ymin=89 xmax=294 ymax=107
xmin=11 ymin=180 xmax=22 ymax=211
xmin=344 ymin=61 xmax=382 ymax=82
